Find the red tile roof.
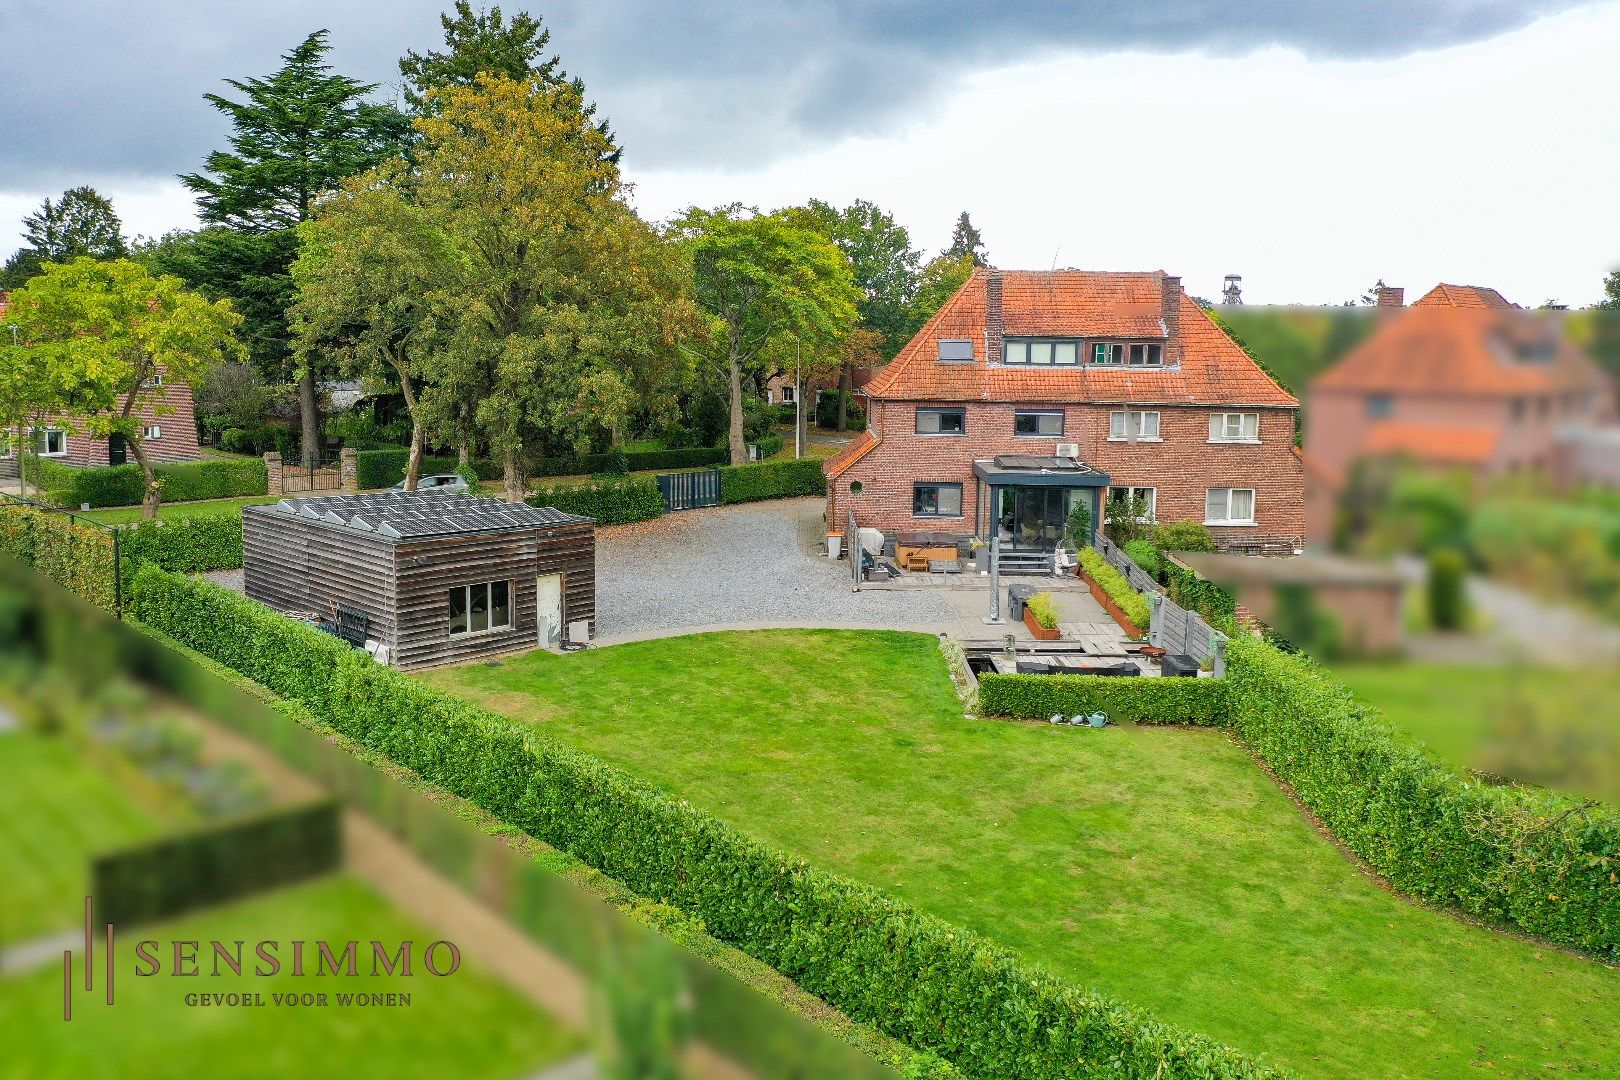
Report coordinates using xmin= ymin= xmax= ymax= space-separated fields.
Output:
xmin=1361 ymin=421 xmax=1499 ymax=465
xmin=863 ymin=269 xmax=1297 ymax=408
xmin=1312 ymin=305 xmax=1607 ymax=397
xmin=823 ymin=430 xmax=879 ymax=478
xmin=1411 ymin=283 xmax=1516 ymax=310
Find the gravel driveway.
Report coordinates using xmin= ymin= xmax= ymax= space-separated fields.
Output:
xmin=594 ymin=498 xmax=967 ymax=642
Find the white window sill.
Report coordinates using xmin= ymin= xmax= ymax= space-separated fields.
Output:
xmin=912 ymin=515 xmax=965 ymax=521
xmin=39 ymin=452 xmax=68 ymax=459
xmin=1106 ymin=436 xmax=1163 ymax=443
xmin=914 ymin=432 xmax=967 ymax=437
xmin=449 ymin=623 xmax=514 ymax=639
xmin=1012 ymin=433 xmax=1065 ymax=439
xmin=1207 ymin=438 xmax=1261 ymax=445
xmin=1204 ymin=520 xmax=1258 ymax=527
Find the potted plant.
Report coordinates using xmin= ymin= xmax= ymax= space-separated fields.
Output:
xmin=970 ymin=538 xmax=990 ymax=573
xmin=1023 ymin=591 xmax=1062 ymax=641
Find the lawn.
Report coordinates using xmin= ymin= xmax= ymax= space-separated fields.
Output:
xmin=0 ymin=730 xmax=186 ymax=945
xmin=1335 ymin=662 xmax=1620 ymax=803
xmin=83 ymin=494 xmax=281 ymax=526
xmin=0 ymin=875 xmax=580 ymax=1079
xmin=423 ymin=630 xmax=1620 ymax=1079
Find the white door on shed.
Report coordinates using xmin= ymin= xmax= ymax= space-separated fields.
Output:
xmin=536 ymin=574 xmax=564 ymax=645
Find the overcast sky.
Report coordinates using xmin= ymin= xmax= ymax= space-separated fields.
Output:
xmin=2 ymin=1 xmax=1617 ymax=305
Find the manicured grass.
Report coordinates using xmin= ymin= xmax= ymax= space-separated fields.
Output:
xmin=1335 ymin=662 xmax=1620 ymax=803
xmin=83 ymin=495 xmax=281 ymax=526
xmin=0 ymin=875 xmax=580 ymax=1078
xmin=0 ymin=731 xmax=183 ymax=944
xmin=424 ymin=630 xmax=1620 ymax=1079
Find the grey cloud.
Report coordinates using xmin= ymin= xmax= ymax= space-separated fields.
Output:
xmin=0 ymin=0 xmax=1582 ymax=192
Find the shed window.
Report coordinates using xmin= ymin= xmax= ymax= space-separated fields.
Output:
xmin=1014 ymin=411 xmax=1064 ymax=436
xmin=916 ymin=407 xmax=966 ymax=435
xmin=449 ymin=580 xmax=511 ymax=636
xmin=913 ymin=483 xmax=963 ymax=517
xmin=937 ymin=339 xmax=975 ymax=362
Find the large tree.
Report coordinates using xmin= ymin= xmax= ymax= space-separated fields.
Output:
xmin=5 ymin=259 xmax=241 ymax=517
xmin=399 ymin=1 xmax=618 ymax=161
xmin=672 ymin=206 xmax=860 ymax=465
xmin=2 ymin=187 xmax=128 ymax=288
xmin=904 ymin=251 xmax=976 ymax=338
xmin=179 ymin=29 xmax=409 ymax=467
xmin=943 ymin=211 xmax=988 ymax=267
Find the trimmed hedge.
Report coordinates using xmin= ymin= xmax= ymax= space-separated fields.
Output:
xmin=979 ymin=673 xmax=1230 ymax=726
xmin=1158 ymin=557 xmax=1239 ymax=635
xmin=1078 ymin=547 xmax=1152 ymax=630
xmin=127 ymin=565 xmax=1283 ymax=1080
xmin=357 ymin=446 xmax=729 ymax=489
xmin=27 ymin=456 xmax=267 ymax=509
xmin=751 ymin=433 xmax=785 ymax=460
xmin=719 ymin=459 xmax=826 ymax=504
xmin=0 ymin=502 xmax=118 ymax=609
xmin=528 ymin=477 xmax=666 ymax=526
xmin=119 ymin=515 xmax=245 ymax=573
xmin=1224 ymin=636 xmax=1619 ymax=959
xmin=354 ymin=449 xmax=501 ymax=490
xmin=92 ymin=798 xmax=340 ymax=926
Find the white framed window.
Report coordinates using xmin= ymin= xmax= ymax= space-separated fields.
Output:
xmin=448 ymin=580 xmax=512 ymax=637
xmin=1205 ymin=488 xmax=1256 ymax=525
xmin=1108 ymin=410 xmax=1161 ymax=441
xmin=141 ymin=373 xmax=164 ymax=389
xmin=0 ymin=433 xmax=11 ymax=458
xmin=1127 ymin=343 xmax=1164 ymax=366
xmin=1106 ymin=486 xmax=1157 ymax=523
xmin=142 ymin=424 xmax=162 ymax=441
xmin=34 ymin=428 xmax=67 ymax=457
xmin=1208 ymin=412 xmax=1260 ymax=443
xmin=780 ymin=384 xmax=795 ymax=404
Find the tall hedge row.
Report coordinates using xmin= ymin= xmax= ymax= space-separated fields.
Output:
xmin=126 ymin=565 xmax=1282 ymax=1080
xmin=28 ymin=457 xmax=267 ymax=509
xmin=119 ymin=515 xmax=245 ymax=573
xmin=719 ymin=459 xmax=826 ymax=504
xmin=0 ymin=502 xmax=118 ymax=609
xmin=527 ymin=477 xmax=666 ymax=526
xmin=353 ymin=450 xmax=503 ymax=490
xmin=355 ymin=446 xmax=729 ymax=489
xmin=979 ymin=674 xmax=1230 ymax=727
xmin=1223 ymin=636 xmax=1619 ymax=958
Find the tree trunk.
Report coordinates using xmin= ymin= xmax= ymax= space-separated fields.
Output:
xmin=795 ymin=377 xmax=807 ymax=460
xmin=502 ymin=445 xmax=525 ymax=504
xmin=457 ymin=440 xmax=470 ymax=468
xmin=298 ymin=371 xmax=320 ymax=469
xmin=836 ymin=364 xmax=851 ymax=432
xmin=127 ymin=431 xmax=161 ymax=520
xmin=394 ymin=359 xmax=424 ymax=492
xmin=728 ymin=352 xmax=747 ymax=467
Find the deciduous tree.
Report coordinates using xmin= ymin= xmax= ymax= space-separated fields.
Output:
xmin=5 ymin=259 xmax=241 ymax=517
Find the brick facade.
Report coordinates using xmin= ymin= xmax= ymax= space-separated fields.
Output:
xmin=2 ymin=378 xmax=202 ymax=475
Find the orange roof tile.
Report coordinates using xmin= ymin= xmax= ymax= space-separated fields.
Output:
xmin=1312 ymin=305 xmax=1608 ymax=397
xmin=1361 ymin=422 xmax=1499 ymax=465
xmin=823 ymin=430 xmax=879 ymax=477
xmin=1411 ymin=283 xmax=1516 ymax=310
xmin=863 ymin=269 xmax=1297 ymax=408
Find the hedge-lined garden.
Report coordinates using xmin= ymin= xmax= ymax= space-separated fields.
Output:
xmin=719 ymin=458 xmax=825 ymax=504
xmin=119 ymin=514 xmax=246 ymax=573
xmin=126 ymin=564 xmax=1281 ymax=1080
xmin=26 ymin=456 xmax=268 ymax=509
xmin=354 ymin=446 xmax=731 ymax=489
xmin=979 ymin=673 xmax=1230 ymax=726
xmin=527 ymin=477 xmax=667 ymax=526
xmin=0 ymin=501 xmax=119 ymax=609
xmin=1078 ymin=547 xmax=1152 ymax=630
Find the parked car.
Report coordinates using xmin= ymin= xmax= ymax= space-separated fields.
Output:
xmin=392 ymin=473 xmax=471 ymax=495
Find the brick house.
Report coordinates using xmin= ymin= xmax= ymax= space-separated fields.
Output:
xmin=1303 ymin=283 xmax=1616 ymax=539
xmin=823 ymin=269 xmax=1305 ymax=556
xmin=0 ymin=290 xmax=203 ymax=478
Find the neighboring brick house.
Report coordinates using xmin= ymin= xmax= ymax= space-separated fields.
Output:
xmin=0 ymin=290 xmax=203 ymax=478
xmin=823 ymin=269 xmax=1305 ymax=556
xmin=1303 ymin=283 xmax=1616 ymax=539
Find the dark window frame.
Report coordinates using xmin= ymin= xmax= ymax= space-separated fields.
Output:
xmin=448 ymin=579 xmax=513 ymax=637
xmin=1002 ymin=337 xmax=1083 ymax=366
xmin=915 ymin=407 xmax=967 ymax=435
xmin=1013 ymin=410 xmax=1065 ymax=437
xmin=937 ymin=339 xmax=976 ymax=363
xmin=912 ymin=482 xmax=964 ymax=518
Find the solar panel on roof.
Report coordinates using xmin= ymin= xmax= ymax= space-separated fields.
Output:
xmin=267 ymin=490 xmax=590 ymax=541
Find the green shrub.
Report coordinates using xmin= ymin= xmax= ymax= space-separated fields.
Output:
xmin=1427 ymin=548 xmax=1469 ymax=631
xmin=0 ymin=502 xmax=118 ymax=609
xmin=1153 ymin=521 xmax=1217 ymax=553
xmin=814 ymin=389 xmax=865 ymax=431
xmin=218 ymin=427 xmax=250 ymax=453
xmin=1124 ymin=539 xmax=1160 ymax=575
xmin=92 ymin=799 xmax=340 ymax=926
xmin=528 ymin=447 xmax=728 ymax=479
xmin=355 ymin=449 xmax=502 ymax=489
xmin=1025 ymin=591 xmax=1059 ymax=629
xmin=150 ymin=459 xmax=268 ymax=503
xmin=979 ymin=673 xmax=1229 ymax=726
xmin=1078 ymin=547 xmax=1152 ymax=630
xmin=119 ymin=515 xmax=244 ymax=573
xmin=528 ymin=477 xmax=665 ymax=526
xmin=127 ymin=565 xmax=1283 ymax=1080
xmin=752 ymin=433 xmax=785 ymax=460
xmin=454 ymin=463 xmax=481 ymax=488
xmin=718 ymin=459 xmax=825 ymax=504
xmin=25 ymin=457 xmax=266 ymax=508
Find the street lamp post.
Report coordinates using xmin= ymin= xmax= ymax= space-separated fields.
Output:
xmin=794 ymin=335 xmax=802 ymax=460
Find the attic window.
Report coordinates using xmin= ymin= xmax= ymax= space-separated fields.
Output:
xmin=937 ymin=339 xmax=975 ymax=363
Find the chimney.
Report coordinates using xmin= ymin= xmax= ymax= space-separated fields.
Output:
xmin=985 ymin=270 xmax=1004 ymax=362
xmin=1161 ymin=273 xmax=1183 ymax=366
xmin=1376 ymin=284 xmax=1404 ymax=310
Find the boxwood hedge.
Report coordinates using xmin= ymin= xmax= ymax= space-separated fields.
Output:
xmin=979 ymin=673 xmax=1230 ymax=727
xmin=27 ymin=457 xmax=267 ymax=508
xmin=119 ymin=515 xmax=245 ymax=573
xmin=1078 ymin=547 xmax=1151 ymax=631
xmin=527 ymin=477 xmax=666 ymax=526
xmin=0 ymin=502 xmax=118 ymax=609
xmin=719 ymin=459 xmax=826 ymax=504
xmin=126 ymin=564 xmax=1282 ymax=1080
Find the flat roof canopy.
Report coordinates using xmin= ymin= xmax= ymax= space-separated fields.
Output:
xmin=254 ymin=490 xmax=592 ymax=542
xmin=973 ymin=456 xmax=1110 ymax=487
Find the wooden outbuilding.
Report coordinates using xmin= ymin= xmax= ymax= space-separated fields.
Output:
xmin=243 ymin=491 xmax=595 ymax=670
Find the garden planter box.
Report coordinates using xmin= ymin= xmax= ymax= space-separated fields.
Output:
xmin=1078 ymin=567 xmax=1145 ymax=638
xmin=1022 ymin=605 xmax=1062 ymax=641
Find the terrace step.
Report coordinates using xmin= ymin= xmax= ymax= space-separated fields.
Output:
xmin=995 ymin=549 xmax=1055 ymax=575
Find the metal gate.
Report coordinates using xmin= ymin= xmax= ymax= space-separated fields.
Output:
xmin=280 ymin=452 xmax=342 ymax=494
xmin=656 ymin=469 xmax=721 ymax=512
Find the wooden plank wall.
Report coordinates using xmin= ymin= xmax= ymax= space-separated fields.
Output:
xmin=392 ymin=523 xmax=596 ymax=670
xmin=243 ymin=506 xmax=397 ymax=653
